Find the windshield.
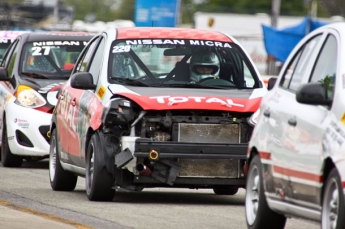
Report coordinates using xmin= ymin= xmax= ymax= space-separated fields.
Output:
xmin=108 ymin=39 xmax=260 ymax=89
xmin=20 ymin=40 xmax=88 ymax=79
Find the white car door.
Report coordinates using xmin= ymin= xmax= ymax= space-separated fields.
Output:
xmin=287 ymin=32 xmax=338 ymax=207
xmin=266 ymin=32 xmax=325 ymax=205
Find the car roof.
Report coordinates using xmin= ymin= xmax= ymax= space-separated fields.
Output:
xmin=112 ymin=27 xmax=234 ymax=43
xmin=20 ymin=31 xmax=94 ymax=42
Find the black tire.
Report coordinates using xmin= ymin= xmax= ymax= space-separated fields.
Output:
xmin=245 ymin=154 xmax=286 ymax=229
xmin=49 ymin=128 xmax=77 ymax=191
xmin=322 ymin=168 xmax=345 ymax=229
xmin=85 ymin=133 xmax=115 ymax=201
xmin=1 ymin=116 xmax=23 ymax=167
xmin=213 ymin=186 xmax=239 ymax=195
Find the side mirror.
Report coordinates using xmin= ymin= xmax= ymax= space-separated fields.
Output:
xmin=296 ymin=82 xmax=332 ymax=106
xmin=70 ymin=72 xmax=96 ymax=90
xmin=267 ymin=77 xmax=277 ymax=90
xmin=0 ymin=68 xmax=10 ymax=81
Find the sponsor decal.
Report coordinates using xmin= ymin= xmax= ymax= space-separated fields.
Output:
xmin=341 ymin=113 xmax=345 ymax=125
xmin=14 ymin=118 xmax=29 ymax=128
xmin=97 ymin=86 xmax=106 ymax=99
xmin=325 ymin=120 xmax=345 ymax=146
xmin=32 ymin=41 xmax=88 ymax=47
xmin=31 ymin=41 xmax=88 ymax=56
xmin=125 ymin=39 xmax=232 ymax=48
xmin=149 ymin=96 xmax=244 ymax=107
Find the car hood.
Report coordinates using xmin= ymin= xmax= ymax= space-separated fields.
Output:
xmin=108 ymin=85 xmax=266 ymax=112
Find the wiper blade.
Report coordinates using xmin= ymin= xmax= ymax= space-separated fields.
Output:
xmin=112 ymin=77 xmax=150 ymax=86
xmin=21 ymin=72 xmax=49 ymax=79
xmin=162 ymin=83 xmax=225 ymax=89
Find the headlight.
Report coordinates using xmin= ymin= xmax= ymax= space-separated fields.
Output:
xmin=15 ymin=85 xmax=46 ymax=108
xmin=247 ymin=108 xmax=260 ymax=127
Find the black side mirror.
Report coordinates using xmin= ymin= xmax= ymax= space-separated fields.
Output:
xmin=0 ymin=68 xmax=9 ymax=81
xmin=296 ymin=82 xmax=332 ymax=106
xmin=70 ymin=72 xmax=96 ymax=90
xmin=267 ymin=77 xmax=277 ymax=90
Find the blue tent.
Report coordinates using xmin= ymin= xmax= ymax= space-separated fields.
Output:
xmin=262 ymin=16 xmax=328 ymax=62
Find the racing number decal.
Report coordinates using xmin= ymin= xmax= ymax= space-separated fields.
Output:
xmin=112 ymin=45 xmax=130 ymax=53
xmin=31 ymin=46 xmax=51 ymax=56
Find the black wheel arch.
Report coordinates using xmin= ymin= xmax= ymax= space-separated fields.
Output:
xmin=321 ymin=158 xmax=336 ymax=205
xmin=85 ymin=129 xmax=117 ymax=176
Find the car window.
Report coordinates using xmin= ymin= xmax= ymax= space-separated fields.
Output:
xmin=5 ymin=40 xmax=20 ymax=77
xmin=309 ymin=34 xmax=337 ymax=99
xmin=75 ymin=37 xmax=99 ymax=73
xmin=108 ymin=39 xmax=260 ymax=89
xmin=20 ymin=40 xmax=87 ymax=79
xmin=280 ymin=34 xmax=322 ymax=91
xmin=88 ymin=37 xmax=105 ymax=84
xmin=1 ymin=39 xmax=19 ymax=69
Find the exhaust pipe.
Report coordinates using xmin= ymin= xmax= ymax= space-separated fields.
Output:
xmin=136 ymin=163 xmax=152 ymax=177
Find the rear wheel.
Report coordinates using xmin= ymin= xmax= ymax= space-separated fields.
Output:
xmin=49 ymin=128 xmax=77 ymax=191
xmin=245 ymin=154 xmax=286 ymax=229
xmin=1 ymin=116 xmax=23 ymax=167
xmin=213 ymin=186 xmax=238 ymax=195
xmin=322 ymin=168 xmax=345 ymax=229
xmin=85 ymin=133 xmax=115 ymax=201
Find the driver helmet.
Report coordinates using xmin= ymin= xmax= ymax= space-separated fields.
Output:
xmin=190 ymin=49 xmax=220 ymax=82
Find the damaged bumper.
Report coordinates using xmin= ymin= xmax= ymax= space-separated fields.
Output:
xmin=115 ymin=138 xmax=247 ymax=188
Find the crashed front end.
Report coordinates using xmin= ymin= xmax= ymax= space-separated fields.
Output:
xmin=101 ymin=97 xmax=254 ymax=190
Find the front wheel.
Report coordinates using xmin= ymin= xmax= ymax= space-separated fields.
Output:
xmin=85 ymin=132 xmax=115 ymax=201
xmin=245 ymin=154 xmax=286 ymax=229
xmin=1 ymin=116 xmax=23 ymax=167
xmin=322 ymin=168 xmax=345 ymax=229
xmin=49 ymin=128 xmax=77 ymax=191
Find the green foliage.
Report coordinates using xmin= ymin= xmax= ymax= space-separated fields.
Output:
xmin=318 ymin=75 xmax=335 ymax=98
xmin=195 ymin=0 xmax=307 ymax=15
xmin=61 ymin=0 xmax=117 ymax=22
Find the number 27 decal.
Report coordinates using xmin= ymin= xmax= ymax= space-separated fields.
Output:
xmin=32 ymin=46 xmax=51 ymax=56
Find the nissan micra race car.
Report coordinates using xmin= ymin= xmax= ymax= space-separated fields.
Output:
xmin=0 ymin=31 xmax=93 ymax=167
xmin=49 ymin=27 xmax=267 ymax=201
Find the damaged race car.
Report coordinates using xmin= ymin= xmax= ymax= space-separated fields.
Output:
xmin=0 ymin=31 xmax=93 ymax=167
xmin=49 ymin=27 xmax=267 ymax=201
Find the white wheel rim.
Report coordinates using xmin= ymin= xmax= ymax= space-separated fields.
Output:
xmin=322 ymin=178 xmax=339 ymax=229
xmin=49 ymin=135 xmax=56 ymax=181
xmin=246 ymin=164 xmax=260 ymax=225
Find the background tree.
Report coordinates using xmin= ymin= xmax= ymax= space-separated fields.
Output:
xmin=319 ymin=0 xmax=345 ymax=17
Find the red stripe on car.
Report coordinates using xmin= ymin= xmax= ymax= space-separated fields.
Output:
xmin=273 ymin=165 xmax=323 ymax=183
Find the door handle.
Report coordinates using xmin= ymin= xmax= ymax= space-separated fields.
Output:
xmin=263 ymin=109 xmax=270 ymax=118
xmin=288 ymin=118 xmax=297 ymax=127
xmin=70 ymin=98 xmax=76 ymax=106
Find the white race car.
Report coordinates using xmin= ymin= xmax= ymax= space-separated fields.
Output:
xmin=0 ymin=31 xmax=93 ymax=167
xmin=246 ymin=22 xmax=345 ymax=228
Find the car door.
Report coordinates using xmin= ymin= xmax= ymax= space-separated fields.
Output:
xmin=59 ymin=35 xmax=105 ymax=168
xmin=265 ymin=33 xmax=324 ymax=204
xmin=285 ymin=32 xmax=338 ymax=208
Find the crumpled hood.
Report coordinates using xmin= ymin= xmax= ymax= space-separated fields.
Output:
xmin=108 ymin=85 xmax=267 ymax=112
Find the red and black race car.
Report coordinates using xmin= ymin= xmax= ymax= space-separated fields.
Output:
xmin=49 ymin=27 xmax=267 ymax=201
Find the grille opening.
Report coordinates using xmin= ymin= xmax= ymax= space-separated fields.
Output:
xmin=39 ymin=125 xmax=50 ymax=143
xmin=15 ymin=130 xmax=34 ymax=147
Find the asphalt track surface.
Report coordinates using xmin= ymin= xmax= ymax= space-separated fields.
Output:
xmin=0 ymin=159 xmax=320 ymax=229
